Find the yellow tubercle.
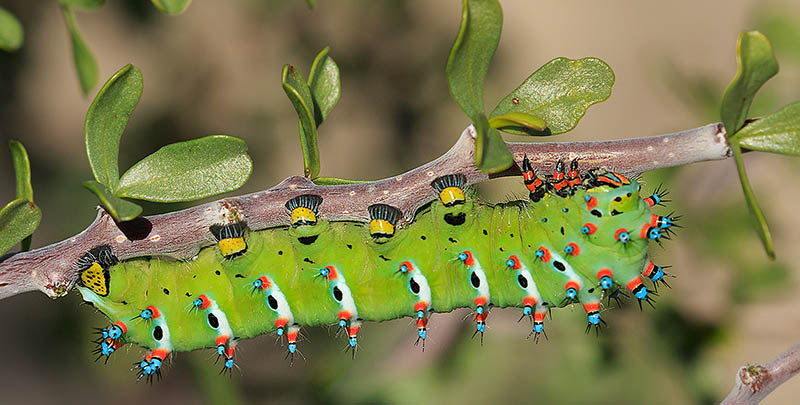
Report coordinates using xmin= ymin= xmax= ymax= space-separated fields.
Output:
xmin=218 ymin=237 xmax=247 ymax=259
xmin=439 ymin=186 xmax=465 ymax=206
xmin=369 ymin=219 xmax=395 ymax=236
xmin=290 ymin=207 xmax=318 ymax=226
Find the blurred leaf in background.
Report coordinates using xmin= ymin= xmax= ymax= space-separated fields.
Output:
xmin=151 ymin=0 xmax=191 ymax=15
xmin=61 ymin=5 xmax=99 ymax=95
xmin=0 ymin=7 xmax=23 ymax=52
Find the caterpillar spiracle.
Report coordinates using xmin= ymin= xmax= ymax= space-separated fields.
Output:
xmin=76 ymin=157 xmax=675 ymax=381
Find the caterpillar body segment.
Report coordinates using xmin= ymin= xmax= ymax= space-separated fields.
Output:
xmin=75 ymin=166 xmax=669 ymax=380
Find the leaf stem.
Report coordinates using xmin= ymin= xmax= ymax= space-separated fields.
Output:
xmin=730 ymin=140 xmax=775 ymax=259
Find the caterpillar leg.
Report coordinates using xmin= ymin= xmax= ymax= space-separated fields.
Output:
xmin=583 ymin=302 xmax=606 ymax=336
xmin=472 ymin=310 xmax=488 ymax=346
xmin=606 ymin=288 xmax=628 ymax=308
xmin=517 ymin=297 xmax=536 ymax=324
xmin=133 ymin=348 xmax=170 ymax=383
xmin=470 ymin=296 xmax=490 ymax=345
xmin=413 ymin=302 xmax=430 ymax=352
xmin=643 ymin=184 xmax=671 ymax=207
xmin=346 ymin=321 xmax=361 ymax=359
xmin=642 ymin=260 xmax=673 ymax=291
xmin=529 ymin=309 xmax=548 ymax=344
xmin=285 ymin=324 xmax=302 ymax=364
xmin=215 ymin=335 xmax=237 ymax=376
xmin=92 ymin=321 xmax=127 ymax=363
xmin=626 ymin=276 xmax=657 ymax=310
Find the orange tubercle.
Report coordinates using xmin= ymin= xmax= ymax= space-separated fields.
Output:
xmin=626 ymin=276 xmax=643 ymax=292
xmin=597 ymin=268 xmax=613 ymax=281
xmin=113 ymin=321 xmax=127 ymax=334
xmin=565 ymin=280 xmax=580 ymax=292
xmin=215 ymin=335 xmax=229 ymax=347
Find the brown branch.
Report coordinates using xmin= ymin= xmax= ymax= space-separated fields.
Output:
xmin=0 ymin=122 xmax=729 ymax=300
xmin=722 ymin=343 xmax=800 ymax=404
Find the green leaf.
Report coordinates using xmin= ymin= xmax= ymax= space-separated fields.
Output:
xmin=473 ymin=113 xmax=513 ymax=173
xmin=59 ymin=0 xmax=106 ymax=9
xmin=446 ymin=0 xmax=502 ymax=121
xmin=488 ymin=112 xmax=547 ymax=133
xmin=85 ymin=64 xmax=143 ymax=190
xmin=151 ymin=0 xmax=192 ymax=14
xmin=9 ymin=141 xmax=34 ymax=251
xmin=9 ymin=141 xmax=33 ymax=203
xmin=729 ymin=140 xmax=774 ymax=259
xmin=82 ymin=180 xmax=142 ymax=222
xmin=490 ymin=57 xmax=614 ymax=135
xmin=734 ymin=101 xmax=800 ymax=156
xmin=116 ymin=135 xmax=252 ymax=202
xmin=305 ymin=0 xmax=315 ymax=9
xmin=308 ymin=47 xmax=341 ymax=127
xmin=0 ymin=199 xmax=41 ymax=255
xmin=61 ymin=6 xmax=99 ymax=95
xmin=313 ymin=177 xmax=369 ymax=185
xmin=0 ymin=7 xmax=23 ymax=51
xmin=720 ymin=31 xmax=779 ymax=135
xmin=282 ymin=64 xmax=319 ymax=178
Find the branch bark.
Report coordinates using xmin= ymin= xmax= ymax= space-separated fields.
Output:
xmin=0 ymin=122 xmax=729 ymax=300
xmin=722 ymin=343 xmax=800 ymax=404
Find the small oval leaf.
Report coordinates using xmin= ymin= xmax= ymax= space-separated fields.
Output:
xmin=9 ymin=141 xmax=33 ymax=203
xmin=490 ymin=57 xmax=614 ymax=135
xmin=488 ymin=112 xmax=547 ymax=133
xmin=0 ymin=7 xmax=23 ymax=51
xmin=282 ymin=64 xmax=320 ymax=178
xmin=116 ymin=135 xmax=252 ymax=203
xmin=721 ymin=31 xmax=779 ymax=135
xmin=61 ymin=6 xmax=98 ymax=95
xmin=735 ymin=101 xmax=800 ymax=156
xmin=446 ymin=0 xmax=502 ymax=121
xmin=85 ymin=64 xmax=143 ymax=190
xmin=0 ymin=199 xmax=41 ymax=255
xmin=151 ymin=0 xmax=191 ymax=14
xmin=308 ymin=47 xmax=341 ymax=127
xmin=82 ymin=180 xmax=142 ymax=222
xmin=474 ymin=114 xmax=513 ymax=174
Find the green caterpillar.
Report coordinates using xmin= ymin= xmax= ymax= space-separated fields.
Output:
xmin=76 ymin=158 xmax=674 ymax=381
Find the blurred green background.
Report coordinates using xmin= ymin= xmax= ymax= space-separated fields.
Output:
xmin=1 ymin=0 xmax=800 ymax=404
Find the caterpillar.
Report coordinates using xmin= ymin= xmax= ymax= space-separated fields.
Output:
xmin=75 ymin=157 xmax=675 ymax=381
